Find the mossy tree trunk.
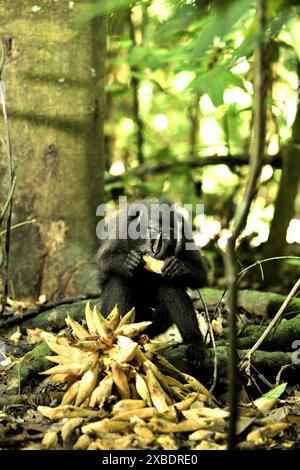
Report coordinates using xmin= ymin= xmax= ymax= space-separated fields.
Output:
xmin=0 ymin=1 xmax=106 ymax=299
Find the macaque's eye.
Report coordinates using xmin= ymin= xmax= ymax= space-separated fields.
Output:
xmin=148 ymin=222 xmax=158 ymax=233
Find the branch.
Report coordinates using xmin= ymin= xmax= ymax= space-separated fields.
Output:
xmin=105 ymin=154 xmax=281 ymax=184
xmin=0 ymin=292 xmax=100 ymax=330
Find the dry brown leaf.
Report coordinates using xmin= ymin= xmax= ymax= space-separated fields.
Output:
xmin=247 ymin=423 xmax=290 ymax=445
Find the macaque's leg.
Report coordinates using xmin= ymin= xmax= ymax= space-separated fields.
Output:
xmin=155 ymin=284 xmax=205 ymax=367
xmin=100 ymin=276 xmax=136 ymax=317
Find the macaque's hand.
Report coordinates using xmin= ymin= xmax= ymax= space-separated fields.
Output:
xmin=161 ymin=256 xmax=186 ymax=279
xmin=125 ymin=250 xmax=145 ymax=277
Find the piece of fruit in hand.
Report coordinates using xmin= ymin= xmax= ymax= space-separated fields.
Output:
xmin=143 ymin=255 xmax=164 ymax=274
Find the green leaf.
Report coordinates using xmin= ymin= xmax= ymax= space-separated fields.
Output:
xmin=229 ymin=20 xmax=256 ymax=65
xmin=190 ymin=67 xmax=245 ymax=107
xmin=228 ymin=10 xmax=290 ymax=68
xmin=254 ymin=383 xmax=287 ymax=412
xmin=261 ymin=383 xmax=287 ymax=400
xmin=156 ymin=4 xmax=201 ymax=41
xmin=129 ymin=46 xmax=186 ymax=70
xmin=192 ymin=0 xmax=255 ymax=60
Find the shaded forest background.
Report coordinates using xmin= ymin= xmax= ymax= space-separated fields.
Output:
xmin=0 ymin=0 xmax=300 ymax=302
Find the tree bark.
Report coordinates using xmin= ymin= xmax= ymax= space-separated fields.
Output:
xmin=0 ymin=0 xmax=106 ymax=299
xmin=262 ymin=61 xmax=300 ymax=284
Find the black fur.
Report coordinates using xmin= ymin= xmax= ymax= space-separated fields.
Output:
xmin=96 ymin=199 xmax=208 ymax=367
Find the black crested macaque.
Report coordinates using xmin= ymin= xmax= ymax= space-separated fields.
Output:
xmin=96 ymin=199 xmax=208 ymax=367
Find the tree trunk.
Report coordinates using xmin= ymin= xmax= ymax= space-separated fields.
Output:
xmin=262 ymin=61 xmax=300 ymax=284
xmin=0 ymin=1 xmax=106 ymax=299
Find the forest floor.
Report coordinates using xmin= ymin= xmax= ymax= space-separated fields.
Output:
xmin=0 ymin=289 xmax=299 ymax=451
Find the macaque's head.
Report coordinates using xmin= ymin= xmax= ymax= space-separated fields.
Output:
xmin=127 ymin=201 xmax=184 ymax=260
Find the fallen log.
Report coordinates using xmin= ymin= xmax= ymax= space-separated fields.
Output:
xmin=1 ymin=288 xmax=299 ymax=334
xmin=219 ymin=313 xmax=300 ymax=351
xmin=194 ymin=288 xmax=300 ymax=318
xmin=5 ymin=342 xmax=51 ymax=394
xmin=161 ymin=345 xmax=299 ymax=377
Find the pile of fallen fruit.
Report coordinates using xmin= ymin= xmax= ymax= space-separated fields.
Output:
xmin=32 ymin=302 xmax=228 ymax=450
xmin=1 ymin=301 xmax=298 ymax=450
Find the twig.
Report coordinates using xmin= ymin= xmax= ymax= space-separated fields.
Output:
xmin=0 ymin=218 xmax=36 ymax=237
xmin=204 ymin=287 xmax=227 ymax=335
xmin=250 ymin=363 xmax=273 ymax=389
xmin=223 ymin=238 xmax=239 ymax=450
xmin=240 ymin=277 xmax=300 ymax=371
xmin=0 ymin=72 xmax=15 ymax=313
xmin=197 ymin=289 xmax=218 ymax=394
xmin=238 ymin=256 xmax=300 ymax=282
xmin=0 ymin=176 xmax=16 ymax=228
xmin=224 ymin=0 xmax=267 ymax=450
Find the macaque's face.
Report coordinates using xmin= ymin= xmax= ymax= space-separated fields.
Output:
xmin=146 ymin=209 xmax=178 ymax=260
xmin=126 ymin=203 xmax=182 ymax=259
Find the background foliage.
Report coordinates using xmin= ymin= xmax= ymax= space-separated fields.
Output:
xmin=81 ymin=0 xmax=300 ymax=287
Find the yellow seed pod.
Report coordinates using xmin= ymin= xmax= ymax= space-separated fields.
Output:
xmin=135 ymin=373 xmax=152 ymax=406
xmin=143 ymin=255 xmax=164 ymax=274
xmin=85 ymin=301 xmax=97 ymax=334
xmin=93 ymin=305 xmax=110 ymax=338
xmin=66 ymin=315 xmax=89 ymax=340
xmin=111 ymin=361 xmax=130 ymax=399
xmin=61 ymin=380 xmax=81 ymax=405
xmin=106 ymin=305 xmax=121 ymax=330
xmin=118 ymin=307 xmax=136 ymax=327
xmin=146 ymin=369 xmax=169 ymax=413
xmin=115 ymin=321 xmax=152 ymax=338
xmin=75 ymin=365 xmax=99 ymax=406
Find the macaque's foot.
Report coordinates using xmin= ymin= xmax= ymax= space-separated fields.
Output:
xmin=187 ymin=342 xmax=206 ymax=369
